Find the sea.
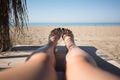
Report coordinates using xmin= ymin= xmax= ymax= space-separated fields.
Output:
xmin=28 ymin=23 xmax=120 ymax=27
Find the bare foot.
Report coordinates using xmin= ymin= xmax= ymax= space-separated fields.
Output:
xmin=48 ymin=28 xmax=61 ymax=47
xmin=45 ymin=28 xmax=61 ymax=66
xmin=62 ymin=28 xmax=76 ymax=51
xmin=26 ymin=28 xmax=62 ymax=67
xmin=62 ymin=28 xmax=97 ymax=66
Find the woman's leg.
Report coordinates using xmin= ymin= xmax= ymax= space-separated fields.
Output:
xmin=62 ymin=28 xmax=119 ymax=80
xmin=0 ymin=28 xmax=61 ymax=80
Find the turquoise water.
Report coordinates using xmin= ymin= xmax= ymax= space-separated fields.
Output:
xmin=28 ymin=23 xmax=120 ymax=26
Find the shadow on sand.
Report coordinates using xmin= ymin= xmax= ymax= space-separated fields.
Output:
xmin=1 ymin=46 xmax=120 ymax=76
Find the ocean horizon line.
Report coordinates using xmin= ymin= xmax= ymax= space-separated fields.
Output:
xmin=27 ymin=22 xmax=120 ymax=26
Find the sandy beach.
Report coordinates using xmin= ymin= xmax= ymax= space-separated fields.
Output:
xmin=10 ymin=26 xmax=120 ymax=64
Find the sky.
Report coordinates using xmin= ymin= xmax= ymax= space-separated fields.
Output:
xmin=27 ymin=0 xmax=120 ymax=23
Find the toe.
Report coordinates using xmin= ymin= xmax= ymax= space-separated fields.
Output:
xmin=49 ymin=28 xmax=62 ymax=41
xmin=57 ymin=28 xmax=61 ymax=35
xmin=62 ymin=28 xmax=74 ymax=40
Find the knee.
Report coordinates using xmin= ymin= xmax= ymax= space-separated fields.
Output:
xmin=66 ymin=55 xmax=86 ymax=64
xmin=66 ymin=54 xmax=97 ymax=67
xmin=27 ymin=53 xmax=50 ymax=63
